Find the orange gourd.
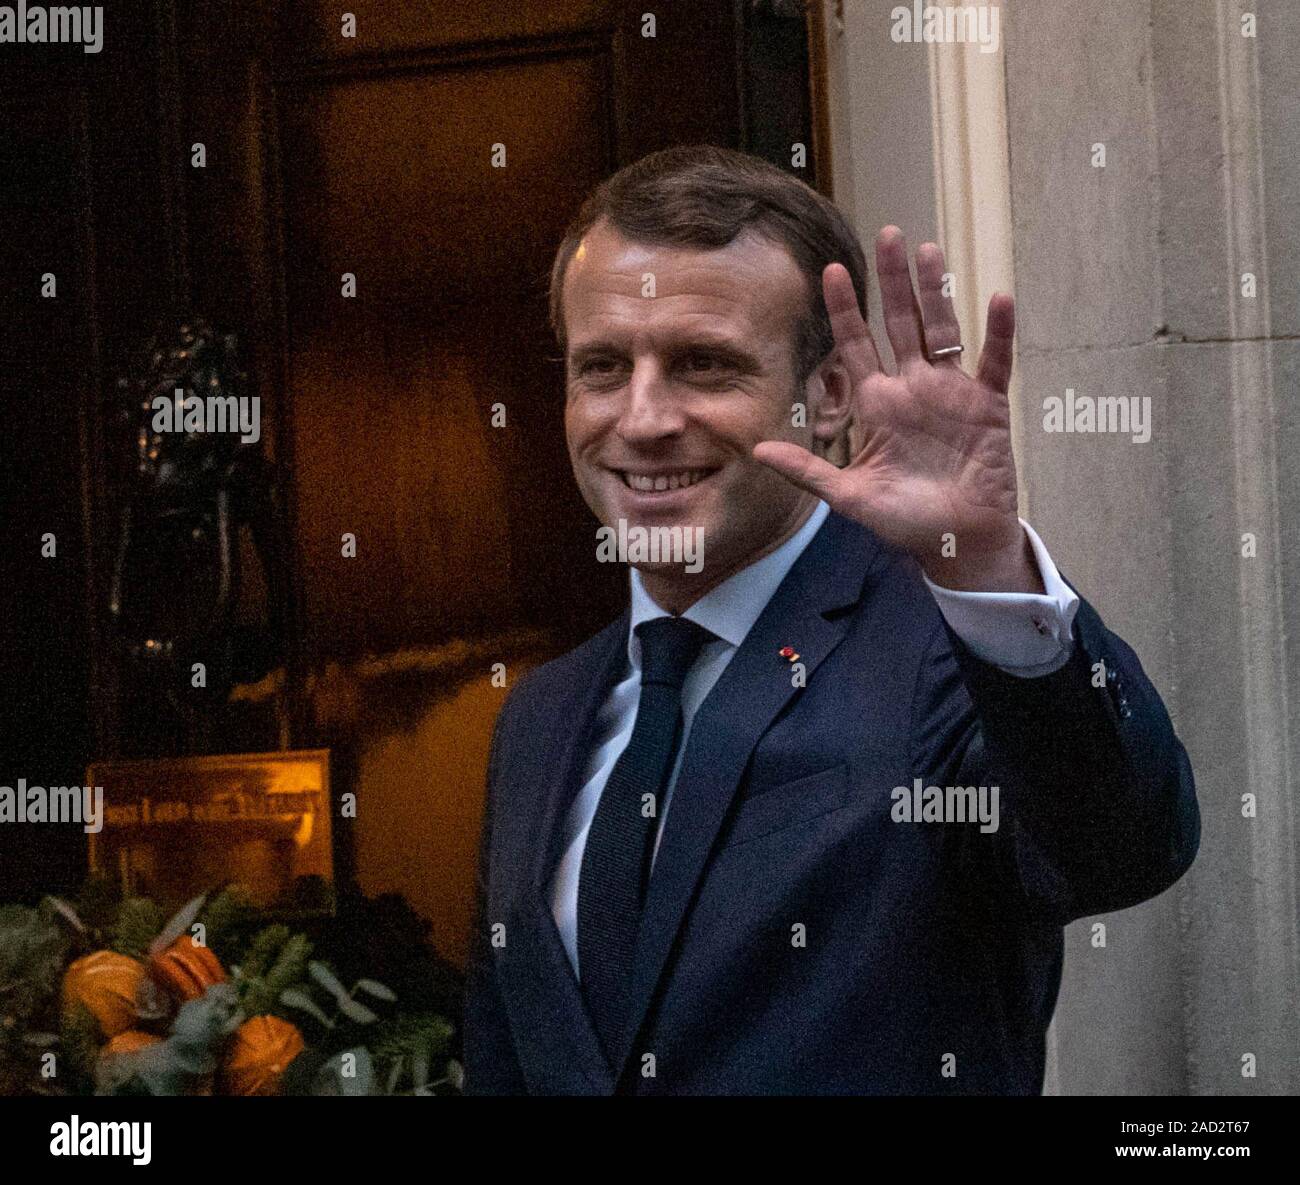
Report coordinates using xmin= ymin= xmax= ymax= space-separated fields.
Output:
xmin=61 ymin=951 xmax=147 ymax=1039
xmin=221 ymin=1016 xmax=306 ymax=1096
xmin=149 ymin=936 xmax=227 ymax=1001
xmin=101 ymin=1030 xmax=163 ymax=1056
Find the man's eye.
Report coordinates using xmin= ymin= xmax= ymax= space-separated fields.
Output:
xmin=579 ymin=357 xmax=622 ymax=376
xmin=683 ymin=354 xmax=726 ymax=374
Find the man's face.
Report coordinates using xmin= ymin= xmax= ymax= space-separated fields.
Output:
xmin=561 ymin=219 xmax=823 ymax=597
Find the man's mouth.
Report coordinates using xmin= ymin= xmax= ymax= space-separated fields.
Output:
xmin=615 ymin=468 xmax=719 ymax=492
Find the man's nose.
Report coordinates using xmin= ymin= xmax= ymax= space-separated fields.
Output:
xmin=615 ymin=361 xmax=685 ymax=444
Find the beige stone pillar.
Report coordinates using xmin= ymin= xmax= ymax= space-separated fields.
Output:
xmin=821 ymin=0 xmax=1299 ymax=1093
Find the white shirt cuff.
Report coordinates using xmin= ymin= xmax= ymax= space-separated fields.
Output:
xmin=922 ymin=520 xmax=1080 ymax=677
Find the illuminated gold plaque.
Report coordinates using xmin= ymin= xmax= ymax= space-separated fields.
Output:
xmin=86 ymin=750 xmax=332 ymax=913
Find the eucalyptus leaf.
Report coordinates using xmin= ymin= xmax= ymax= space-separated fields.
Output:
xmin=148 ymin=893 xmax=208 ymax=957
xmin=307 ymin=960 xmax=350 ymax=1003
xmin=316 ymin=1046 xmax=374 ymax=1096
xmin=45 ymin=897 xmax=87 ymax=934
xmin=353 ymin=978 xmax=397 ymax=1003
xmin=279 ymin=988 xmax=335 ymax=1028
xmin=345 ymin=1048 xmax=375 ymax=1096
xmin=333 ymin=994 xmax=378 ymax=1025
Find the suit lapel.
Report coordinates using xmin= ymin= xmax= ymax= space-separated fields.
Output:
xmin=611 ymin=512 xmax=881 ymax=1077
xmin=512 ymin=612 xmax=628 ymax=1089
xmin=528 ymin=612 xmax=630 ymax=897
xmin=498 ymin=893 xmax=613 ymax=1093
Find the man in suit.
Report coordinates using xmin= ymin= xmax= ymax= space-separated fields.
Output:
xmin=464 ymin=145 xmax=1199 ymax=1095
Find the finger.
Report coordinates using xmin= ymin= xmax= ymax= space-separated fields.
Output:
xmin=752 ymin=441 xmax=850 ymax=506
xmin=914 ymin=243 xmax=964 ymax=365
xmin=975 ymin=293 xmax=1016 ymax=394
xmin=822 ymin=263 xmax=881 ymax=382
xmin=875 ymin=226 xmax=927 ymax=366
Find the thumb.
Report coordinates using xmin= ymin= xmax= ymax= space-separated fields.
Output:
xmin=752 ymin=441 xmax=847 ymax=504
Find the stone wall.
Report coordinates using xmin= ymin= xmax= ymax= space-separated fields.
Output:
xmin=825 ymin=0 xmax=1299 ymax=1093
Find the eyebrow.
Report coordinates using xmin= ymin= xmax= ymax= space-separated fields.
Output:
xmin=567 ymin=337 xmax=764 ymax=371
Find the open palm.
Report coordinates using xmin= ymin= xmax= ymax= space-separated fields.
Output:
xmin=755 ymin=227 xmax=1025 ymax=586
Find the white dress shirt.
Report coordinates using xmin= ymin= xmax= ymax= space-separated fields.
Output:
xmin=550 ymin=501 xmax=1080 ymax=978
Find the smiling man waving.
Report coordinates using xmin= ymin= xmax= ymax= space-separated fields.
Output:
xmin=464 ymin=145 xmax=1199 ymax=1096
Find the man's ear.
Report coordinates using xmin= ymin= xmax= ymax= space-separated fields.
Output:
xmin=806 ymin=350 xmax=853 ymax=446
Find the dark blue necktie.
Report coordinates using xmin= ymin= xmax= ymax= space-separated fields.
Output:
xmin=577 ymin=615 xmax=715 ymax=1061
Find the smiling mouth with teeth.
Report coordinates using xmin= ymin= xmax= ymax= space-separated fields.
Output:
xmin=619 ymin=469 xmax=716 ymax=492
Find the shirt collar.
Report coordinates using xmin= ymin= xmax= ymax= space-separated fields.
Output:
xmin=628 ymin=500 xmax=830 ymax=664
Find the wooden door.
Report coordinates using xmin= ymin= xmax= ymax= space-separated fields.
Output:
xmin=0 ymin=0 xmax=823 ymax=963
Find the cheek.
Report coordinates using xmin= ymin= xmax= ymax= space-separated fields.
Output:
xmin=565 ymin=391 xmax=617 ymax=445
xmin=562 ymin=405 xmax=578 ymax=458
xmin=764 ymin=389 xmax=807 ymax=443
xmin=563 ymin=399 xmax=594 ymax=459
xmin=706 ymin=395 xmax=799 ymax=454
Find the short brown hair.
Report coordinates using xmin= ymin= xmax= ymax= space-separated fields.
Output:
xmin=548 ymin=144 xmax=868 ymax=384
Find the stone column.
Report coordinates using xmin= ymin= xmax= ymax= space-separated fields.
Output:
xmin=824 ymin=0 xmax=1300 ymax=1093
xmin=1005 ymin=0 xmax=1299 ymax=1096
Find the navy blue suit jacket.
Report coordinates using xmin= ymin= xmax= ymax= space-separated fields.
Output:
xmin=464 ymin=511 xmax=1199 ymax=1094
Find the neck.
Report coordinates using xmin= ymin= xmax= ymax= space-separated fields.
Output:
xmin=637 ymin=496 xmax=819 ymax=616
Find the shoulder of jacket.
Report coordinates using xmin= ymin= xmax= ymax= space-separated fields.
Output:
xmin=493 ymin=614 xmax=626 ymax=737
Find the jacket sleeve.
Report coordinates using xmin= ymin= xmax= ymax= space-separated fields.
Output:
xmin=461 ymin=709 xmax=529 ymax=1095
xmin=912 ymin=593 xmax=1200 ymax=925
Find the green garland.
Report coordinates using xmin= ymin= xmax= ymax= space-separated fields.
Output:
xmin=0 ymin=880 xmax=463 ymax=1097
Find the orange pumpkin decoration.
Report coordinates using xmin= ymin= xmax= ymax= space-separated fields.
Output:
xmin=101 ymin=1030 xmax=163 ymax=1057
xmin=149 ymin=936 xmax=227 ymax=1002
xmin=221 ymin=1016 xmax=305 ymax=1096
xmin=61 ymin=951 xmax=147 ymax=1039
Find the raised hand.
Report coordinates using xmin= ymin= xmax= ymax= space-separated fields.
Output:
xmin=754 ymin=226 xmax=1040 ymax=593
